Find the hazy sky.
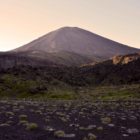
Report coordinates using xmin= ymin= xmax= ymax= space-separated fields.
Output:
xmin=0 ymin=0 xmax=140 ymax=51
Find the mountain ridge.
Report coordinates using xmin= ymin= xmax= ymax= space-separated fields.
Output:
xmin=13 ymin=27 xmax=138 ymax=53
xmin=11 ymin=27 xmax=139 ymax=66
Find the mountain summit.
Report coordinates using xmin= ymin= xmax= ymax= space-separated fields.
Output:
xmin=9 ymin=27 xmax=139 ymax=66
xmin=13 ymin=27 xmax=138 ymax=56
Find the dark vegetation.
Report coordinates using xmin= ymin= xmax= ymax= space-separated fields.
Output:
xmin=81 ymin=58 xmax=140 ymax=85
xmin=0 ymin=57 xmax=140 ymax=99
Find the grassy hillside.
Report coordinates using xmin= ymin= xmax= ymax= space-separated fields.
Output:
xmin=0 ymin=73 xmax=139 ymax=100
xmin=0 ymin=57 xmax=139 ymax=100
xmin=0 ymin=73 xmax=76 ymax=99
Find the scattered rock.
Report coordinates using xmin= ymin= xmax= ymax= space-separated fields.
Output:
xmin=127 ymin=128 xmax=139 ymax=134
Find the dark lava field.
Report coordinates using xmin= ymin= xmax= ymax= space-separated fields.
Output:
xmin=0 ymin=100 xmax=140 ymax=140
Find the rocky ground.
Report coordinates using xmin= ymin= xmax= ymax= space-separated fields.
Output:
xmin=0 ymin=100 xmax=140 ymax=140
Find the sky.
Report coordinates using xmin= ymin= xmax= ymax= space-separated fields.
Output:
xmin=0 ymin=0 xmax=140 ymax=51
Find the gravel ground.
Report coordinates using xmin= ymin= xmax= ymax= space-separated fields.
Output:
xmin=0 ymin=100 xmax=140 ymax=140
